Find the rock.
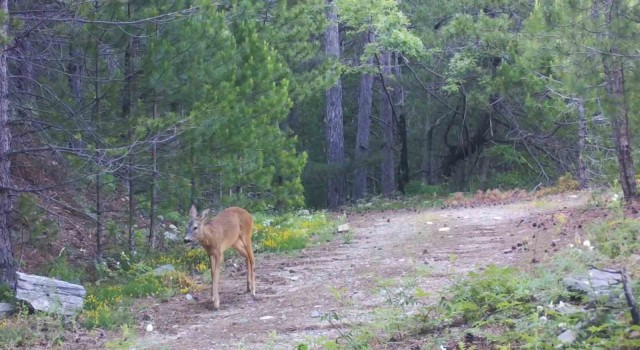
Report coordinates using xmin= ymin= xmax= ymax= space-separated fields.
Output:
xmin=337 ymin=224 xmax=349 ymax=233
xmin=0 ymin=302 xmax=15 ymax=319
xmin=15 ymin=272 xmax=86 ymax=315
xmin=259 ymin=315 xmax=274 ymax=320
xmin=163 ymin=231 xmax=179 ymax=241
xmin=157 ymin=215 xmax=164 ymax=222
xmin=310 ymin=310 xmax=322 ymax=318
xmin=146 ymin=324 xmax=153 ymax=332
xmin=557 ymin=329 xmax=578 ymax=345
xmin=153 ymin=264 xmax=176 ymax=276
xmin=168 ymin=224 xmax=178 ymax=231
xmin=438 ymin=227 xmax=450 ymax=232
xmin=426 ymin=221 xmax=434 ymax=225
xmin=562 ymin=268 xmax=624 ymax=307
xmin=554 ymin=301 xmax=587 ymax=316
xmin=296 ymin=209 xmax=310 ymax=216
xmin=185 ymin=294 xmax=194 ymax=301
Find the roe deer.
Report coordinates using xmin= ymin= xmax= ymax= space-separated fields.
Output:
xmin=184 ymin=205 xmax=256 ymax=309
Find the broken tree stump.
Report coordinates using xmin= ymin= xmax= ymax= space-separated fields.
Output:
xmin=15 ymin=272 xmax=86 ymax=315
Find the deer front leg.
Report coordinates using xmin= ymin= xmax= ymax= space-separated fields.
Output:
xmin=210 ymin=254 xmax=222 ymax=310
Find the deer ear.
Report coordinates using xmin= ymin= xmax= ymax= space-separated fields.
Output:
xmin=200 ymin=208 xmax=210 ymax=218
xmin=189 ymin=205 xmax=198 ymax=219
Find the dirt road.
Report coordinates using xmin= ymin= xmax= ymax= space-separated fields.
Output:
xmin=132 ymin=193 xmax=589 ymax=349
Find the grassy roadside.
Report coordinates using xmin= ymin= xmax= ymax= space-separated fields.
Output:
xmin=299 ymin=192 xmax=640 ymax=349
xmin=0 ymin=210 xmax=339 ymax=348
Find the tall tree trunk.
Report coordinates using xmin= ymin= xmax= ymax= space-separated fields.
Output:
xmin=393 ymin=53 xmax=409 ymax=193
xmin=149 ymin=93 xmax=158 ymax=250
xmin=324 ymin=0 xmax=346 ymax=208
xmin=599 ymin=0 xmax=637 ymax=202
xmin=124 ymin=2 xmax=135 ymax=253
xmin=354 ymin=31 xmax=373 ymax=201
xmin=602 ymin=52 xmax=637 ymax=201
xmin=379 ymin=51 xmax=395 ymax=196
xmin=576 ymin=98 xmax=588 ymax=189
xmin=95 ymin=40 xmax=103 ymax=261
xmin=0 ymin=0 xmax=15 ymax=287
xmin=68 ymin=42 xmax=83 ymax=105
xmin=149 ymin=23 xmax=159 ymax=250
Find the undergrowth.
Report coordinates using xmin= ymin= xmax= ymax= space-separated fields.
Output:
xmin=0 ymin=209 xmax=337 ymax=346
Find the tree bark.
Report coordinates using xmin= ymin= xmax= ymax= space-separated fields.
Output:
xmin=324 ymin=0 xmax=346 ymax=208
xmin=67 ymin=42 xmax=83 ymax=105
xmin=94 ymin=40 xmax=103 ymax=261
xmin=602 ymin=52 xmax=637 ymax=201
xmin=149 ymin=92 xmax=158 ymax=249
xmin=353 ymin=32 xmax=373 ymax=201
xmin=379 ymin=51 xmax=395 ymax=196
xmin=124 ymin=1 xmax=135 ymax=254
xmin=0 ymin=0 xmax=15 ymax=287
xmin=597 ymin=0 xmax=638 ymax=203
xmin=393 ymin=53 xmax=409 ymax=193
xmin=576 ymin=98 xmax=588 ymax=189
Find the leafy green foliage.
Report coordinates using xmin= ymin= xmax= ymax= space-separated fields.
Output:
xmin=82 ymin=263 xmax=194 ymax=330
xmin=587 ymin=218 xmax=640 ymax=258
xmin=404 ymin=181 xmax=449 ymax=197
xmin=15 ymin=193 xmax=59 ymax=246
xmin=40 ymin=252 xmax=87 ymax=284
xmin=0 ymin=307 xmax=67 ymax=349
xmin=253 ymin=211 xmax=335 ymax=252
xmin=442 ymin=266 xmax=532 ymax=324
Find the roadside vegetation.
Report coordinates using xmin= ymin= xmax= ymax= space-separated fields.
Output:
xmin=298 ymin=188 xmax=640 ymax=350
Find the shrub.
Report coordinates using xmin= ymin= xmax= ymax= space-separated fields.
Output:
xmin=587 ymin=218 xmax=640 ymax=258
xmin=252 ymin=212 xmax=334 ymax=252
xmin=81 ymin=269 xmax=195 ymax=329
xmin=40 ymin=252 xmax=87 ymax=284
xmin=404 ymin=181 xmax=448 ymax=197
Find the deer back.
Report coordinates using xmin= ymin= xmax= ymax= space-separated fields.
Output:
xmin=199 ymin=207 xmax=253 ymax=253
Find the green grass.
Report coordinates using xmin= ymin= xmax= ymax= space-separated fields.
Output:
xmin=253 ymin=211 xmax=337 ymax=252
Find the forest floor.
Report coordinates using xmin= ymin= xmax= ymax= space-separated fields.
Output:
xmin=62 ymin=191 xmax=593 ymax=349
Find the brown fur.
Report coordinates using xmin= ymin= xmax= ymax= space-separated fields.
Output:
xmin=187 ymin=206 xmax=256 ymax=309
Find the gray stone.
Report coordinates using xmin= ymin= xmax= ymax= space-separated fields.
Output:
xmin=562 ymin=268 xmax=624 ymax=307
xmin=15 ymin=272 xmax=86 ymax=315
xmin=163 ymin=231 xmax=179 ymax=241
xmin=557 ymin=329 xmax=578 ymax=346
xmin=554 ymin=302 xmax=587 ymax=316
xmin=310 ymin=310 xmax=322 ymax=318
xmin=153 ymin=264 xmax=176 ymax=276
xmin=296 ymin=209 xmax=310 ymax=216
xmin=0 ymin=302 xmax=15 ymax=319
xmin=337 ymin=224 xmax=349 ymax=233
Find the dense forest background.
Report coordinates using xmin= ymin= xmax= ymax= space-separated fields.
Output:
xmin=0 ymin=0 xmax=639 ymax=287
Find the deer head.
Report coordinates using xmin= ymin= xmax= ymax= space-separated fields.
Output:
xmin=184 ymin=205 xmax=210 ymax=243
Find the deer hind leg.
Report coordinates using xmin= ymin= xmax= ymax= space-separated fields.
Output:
xmin=233 ymin=240 xmax=254 ymax=295
xmin=241 ymin=234 xmax=256 ymax=296
xmin=210 ymin=254 xmax=222 ymax=309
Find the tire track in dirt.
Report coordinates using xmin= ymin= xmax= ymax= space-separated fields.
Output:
xmin=132 ymin=193 xmax=589 ymax=349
